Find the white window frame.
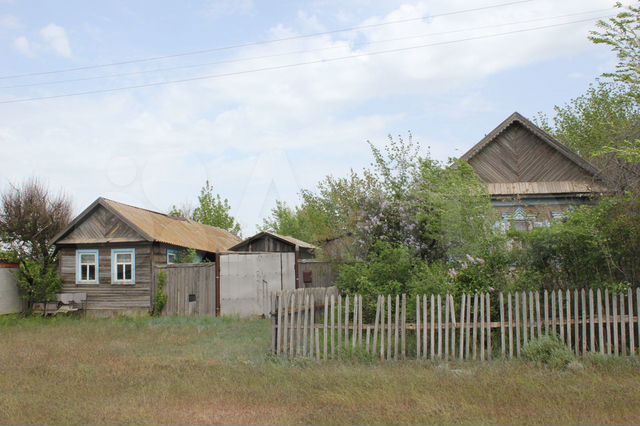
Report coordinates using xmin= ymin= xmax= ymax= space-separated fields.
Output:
xmin=111 ymin=248 xmax=135 ymax=285
xmin=167 ymin=249 xmax=179 ymax=264
xmin=76 ymin=249 xmax=99 ymax=284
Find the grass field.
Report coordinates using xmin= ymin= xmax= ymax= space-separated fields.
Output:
xmin=1 ymin=315 xmax=640 ymax=425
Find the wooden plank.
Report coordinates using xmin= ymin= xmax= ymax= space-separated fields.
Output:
xmin=465 ymin=293 xmax=471 ymax=360
xmin=573 ymin=289 xmax=579 ymax=356
xmin=460 ymin=293 xmax=467 ymax=360
xmin=337 ymin=295 xmax=342 ymax=353
xmin=565 ymin=290 xmax=571 ymax=350
xmin=529 ymin=291 xmax=535 ymax=339
xmin=472 ymin=293 xmax=478 ymax=360
xmin=589 ymin=289 xmax=596 ymax=353
xmin=310 ymin=295 xmax=315 ymax=357
xmin=359 ymin=295 xmax=364 ymax=347
xmin=323 ymin=294 xmax=329 ymax=360
xmin=366 ymin=325 xmax=371 ymax=354
xmin=423 ymin=295 xmax=428 ymax=359
xmin=296 ymin=293 xmax=303 ymax=356
xmin=479 ymin=293 xmax=485 ymax=361
xmin=597 ymin=289 xmax=604 ymax=355
xmin=486 ymin=293 xmax=492 ymax=360
xmin=282 ymin=293 xmax=289 ymax=356
xmin=401 ymin=294 xmax=407 ymax=360
xmin=581 ymin=289 xmax=587 ymax=355
xmin=315 ymin=328 xmax=320 ymax=360
xmin=352 ymin=295 xmax=358 ymax=350
xmin=387 ymin=295 xmax=392 ymax=360
xmin=330 ymin=294 xmax=336 ymax=358
xmin=380 ymin=295 xmax=385 ymax=360
xmin=430 ymin=294 xmax=435 ymax=360
xmin=444 ymin=293 xmax=450 ymax=361
xmin=536 ymin=291 xmax=542 ymax=338
xmin=551 ymin=290 xmax=556 ymax=336
xmin=515 ymin=292 xmax=521 ymax=357
xmin=416 ymin=295 xmax=421 ymax=359
xmin=498 ymin=292 xmax=506 ymax=358
xmin=277 ymin=293 xmax=283 ymax=354
xmin=558 ymin=290 xmax=565 ymax=343
xmin=522 ymin=292 xmax=528 ymax=346
xmin=508 ymin=293 xmax=513 ymax=358
xmin=613 ymin=292 xmax=619 ymax=355
xmin=605 ymin=289 xmax=611 ymax=355
xmin=620 ymin=293 xmax=627 ymax=356
xmin=544 ymin=290 xmax=549 ymax=335
xmin=437 ymin=294 xmax=443 ymax=359
xmin=628 ymin=288 xmax=635 ymax=356
xmin=289 ymin=293 xmax=295 ymax=357
xmin=394 ymin=295 xmax=400 ymax=360
xmin=637 ymin=288 xmax=640 ymax=355
xmin=373 ymin=295 xmax=380 ymax=359
xmin=344 ymin=295 xmax=350 ymax=350
xmin=302 ymin=294 xmax=309 ymax=356
xmin=450 ymin=295 xmax=457 ymax=359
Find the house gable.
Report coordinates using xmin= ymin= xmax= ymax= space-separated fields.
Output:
xmin=56 ymin=204 xmax=146 ymax=244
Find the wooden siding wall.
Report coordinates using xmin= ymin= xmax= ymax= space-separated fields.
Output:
xmin=155 ymin=263 xmax=216 ymax=316
xmin=239 ymin=235 xmax=295 ymax=253
xmin=298 ymin=260 xmax=338 ymax=289
xmin=469 ymin=123 xmax=595 ymax=184
xmin=58 ymin=243 xmax=152 ymax=313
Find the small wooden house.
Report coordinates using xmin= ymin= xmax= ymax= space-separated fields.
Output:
xmin=52 ymin=198 xmax=241 ymax=315
xmin=461 ymin=112 xmax=607 ymax=230
xmin=229 ymin=231 xmax=316 ymax=259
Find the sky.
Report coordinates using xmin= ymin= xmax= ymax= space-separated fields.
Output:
xmin=0 ymin=0 xmax=624 ymax=236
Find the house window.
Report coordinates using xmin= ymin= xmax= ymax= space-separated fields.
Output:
xmin=167 ymin=249 xmax=178 ymax=264
xmin=76 ymin=249 xmax=99 ymax=284
xmin=111 ymin=249 xmax=135 ymax=284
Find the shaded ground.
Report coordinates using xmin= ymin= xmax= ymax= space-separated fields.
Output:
xmin=1 ymin=315 xmax=639 ymax=425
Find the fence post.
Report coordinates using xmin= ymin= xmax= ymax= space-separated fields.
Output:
xmin=401 ymin=294 xmax=406 ymax=360
xmin=387 ymin=295 xmax=392 ymax=361
xmin=597 ymin=289 xmax=604 ymax=355
xmin=460 ymin=293 xmax=467 ymax=360
xmin=472 ymin=293 xmax=478 ymax=360
xmin=514 ymin=292 xmax=520 ymax=357
xmin=416 ymin=295 xmax=421 ymax=359
xmin=558 ymin=290 xmax=564 ymax=343
xmin=276 ymin=293 xmax=283 ymax=354
xmin=536 ymin=291 xmax=542 ymax=338
xmin=573 ymin=289 xmax=579 ymax=356
xmin=507 ymin=293 xmax=513 ymax=358
xmin=529 ymin=291 xmax=535 ymax=340
xmin=430 ymin=294 xmax=435 ymax=360
xmin=620 ymin=293 xmax=627 ymax=356
xmin=444 ymin=293 xmax=450 ymax=361
xmin=373 ymin=295 xmax=380 ymax=358
xmin=394 ymin=295 xmax=400 ymax=360
xmin=589 ymin=289 xmax=596 ymax=353
xmin=628 ymin=288 xmax=635 ymax=356
xmin=479 ymin=293 xmax=485 ymax=361
xmin=522 ymin=292 xmax=528 ymax=346
xmin=352 ymin=295 xmax=358 ymax=351
xmin=424 ymin=295 xmax=429 ymax=360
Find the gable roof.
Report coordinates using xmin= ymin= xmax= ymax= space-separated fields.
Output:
xmin=53 ymin=197 xmax=241 ymax=252
xmin=460 ymin=111 xmax=600 ymax=177
xmin=229 ymin=231 xmax=316 ymax=251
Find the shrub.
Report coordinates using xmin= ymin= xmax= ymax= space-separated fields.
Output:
xmin=522 ymin=335 xmax=575 ymax=369
xmin=16 ymin=260 xmax=62 ymax=307
xmin=153 ymin=271 xmax=167 ymax=316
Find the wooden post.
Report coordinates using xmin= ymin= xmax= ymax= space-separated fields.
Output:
xmin=330 ymin=294 xmax=335 ymax=358
xmin=289 ymin=293 xmax=296 ymax=357
xmin=359 ymin=295 xmax=364 ymax=347
xmin=508 ymin=292 xmax=513 ymax=359
xmin=460 ymin=293 xmax=467 ymax=360
xmin=283 ymin=293 xmax=289 ymax=356
xmin=323 ymin=294 xmax=329 ymax=360
xmin=337 ymin=295 xmax=342 ymax=353
xmin=605 ymin=289 xmax=611 ymax=355
xmin=515 ymin=292 xmax=521 ymax=357
xmin=315 ymin=328 xmax=320 ymax=360
xmin=380 ymin=295 xmax=385 ymax=360
xmin=430 ymin=294 xmax=435 ymax=360
xmin=573 ymin=289 xmax=579 ymax=356
xmin=401 ymin=293 xmax=407 ymax=360
xmin=628 ymin=288 xmax=635 ymax=356
xmin=437 ymin=294 xmax=443 ymax=359
xmin=479 ymin=292 xmax=485 ymax=361
xmin=613 ymin=292 xmax=619 ymax=355
xmin=277 ymin=293 xmax=283 ymax=354
xmin=589 ymin=289 xmax=595 ymax=353
xmin=303 ymin=294 xmax=309 ymax=356
xmin=450 ymin=295 xmax=457 ymax=360
xmin=394 ymin=295 xmax=400 ymax=361
xmin=423 ymin=295 xmax=428 ymax=359
xmin=486 ymin=293 xmax=492 ymax=360
xmin=444 ymin=293 xmax=450 ymax=361
xmin=551 ymin=290 xmax=556 ymax=336
xmin=522 ymin=292 xmax=528 ymax=346
xmin=373 ymin=295 xmax=380 ymax=359
xmin=310 ymin=294 xmax=315 ymax=357
xmin=499 ymin=293 xmax=505 ymax=358
xmin=344 ymin=295 xmax=350 ymax=350
xmin=620 ymin=293 xmax=627 ymax=356
xmin=637 ymin=288 xmax=640 ymax=355
xmin=416 ymin=295 xmax=421 ymax=359
xmin=472 ymin=293 xmax=478 ymax=360
xmin=558 ymin=290 xmax=564 ymax=343
xmin=465 ymin=293 xmax=471 ymax=360
xmin=536 ymin=291 xmax=542 ymax=338
xmin=581 ymin=289 xmax=587 ymax=355
xmin=366 ymin=326 xmax=371 ymax=354
xmin=352 ymin=295 xmax=358 ymax=350
xmin=544 ymin=290 xmax=549 ymax=335
xmin=529 ymin=291 xmax=535 ymax=339
xmin=565 ymin=290 xmax=571 ymax=350
xmin=597 ymin=289 xmax=604 ymax=355
xmin=387 ymin=295 xmax=392 ymax=360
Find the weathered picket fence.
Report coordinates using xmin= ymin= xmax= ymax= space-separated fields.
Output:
xmin=271 ymin=288 xmax=640 ymax=360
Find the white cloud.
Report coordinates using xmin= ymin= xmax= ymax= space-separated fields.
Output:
xmin=12 ymin=36 xmax=33 ymax=57
xmin=0 ymin=14 xmax=20 ymax=29
xmin=0 ymin=0 xmax=617 ymax=234
xmin=39 ymin=23 xmax=72 ymax=58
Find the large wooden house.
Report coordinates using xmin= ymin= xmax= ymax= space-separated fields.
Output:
xmin=461 ymin=112 xmax=607 ymax=230
xmin=52 ymin=198 xmax=241 ymax=315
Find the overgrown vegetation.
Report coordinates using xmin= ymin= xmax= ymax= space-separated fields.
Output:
xmin=0 ymin=178 xmax=71 ymax=308
xmin=2 ymin=316 xmax=640 ymax=425
xmin=153 ymin=271 xmax=168 ymax=316
xmin=521 ymin=335 xmax=576 ymax=369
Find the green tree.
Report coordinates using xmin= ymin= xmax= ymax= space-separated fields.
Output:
xmin=192 ymin=180 xmax=241 ymax=236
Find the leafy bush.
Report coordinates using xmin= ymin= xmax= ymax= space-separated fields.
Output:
xmin=522 ymin=335 xmax=575 ymax=369
xmin=16 ymin=260 xmax=62 ymax=306
xmin=153 ymin=271 xmax=167 ymax=316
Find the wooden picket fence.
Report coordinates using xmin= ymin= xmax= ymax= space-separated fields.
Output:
xmin=271 ymin=288 xmax=640 ymax=360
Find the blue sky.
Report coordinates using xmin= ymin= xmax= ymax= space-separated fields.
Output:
xmin=0 ymin=0 xmax=622 ymax=235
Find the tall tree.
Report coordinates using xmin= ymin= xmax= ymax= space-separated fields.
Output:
xmin=0 ymin=178 xmax=72 ymax=305
xmin=192 ymin=180 xmax=241 ymax=236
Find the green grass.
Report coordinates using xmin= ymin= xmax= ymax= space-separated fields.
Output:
xmin=1 ymin=315 xmax=640 ymax=425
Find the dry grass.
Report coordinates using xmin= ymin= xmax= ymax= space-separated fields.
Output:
xmin=1 ymin=315 xmax=639 ymax=425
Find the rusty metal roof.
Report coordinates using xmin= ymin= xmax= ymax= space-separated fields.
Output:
xmin=54 ymin=198 xmax=241 ymax=253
